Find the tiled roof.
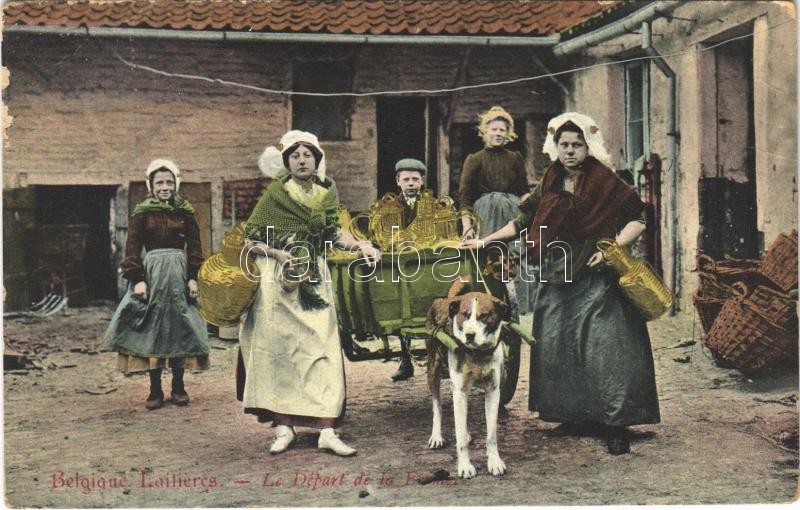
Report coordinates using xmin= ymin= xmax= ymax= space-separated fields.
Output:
xmin=3 ymin=1 xmax=622 ymax=36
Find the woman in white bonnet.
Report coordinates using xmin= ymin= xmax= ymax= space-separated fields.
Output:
xmin=239 ymin=130 xmax=381 ymax=456
xmin=464 ymin=112 xmax=660 ymax=455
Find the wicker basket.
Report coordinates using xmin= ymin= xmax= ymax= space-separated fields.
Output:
xmin=198 ymin=224 xmax=260 ymax=327
xmin=693 ymin=273 xmax=734 ymax=333
xmin=760 ymin=230 xmax=798 ymax=292
xmin=696 ymin=253 xmax=762 ymax=287
xmin=696 ymin=272 xmax=732 ymax=299
xmin=693 ymin=253 xmax=778 ymax=333
xmin=746 ymin=283 xmax=798 ymax=328
xmin=704 ymin=282 xmax=798 ymax=374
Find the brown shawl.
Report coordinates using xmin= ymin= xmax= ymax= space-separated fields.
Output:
xmin=525 ymin=156 xmax=644 ymax=254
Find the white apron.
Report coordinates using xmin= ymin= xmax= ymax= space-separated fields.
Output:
xmin=239 ymin=256 xmax=345 ymax=419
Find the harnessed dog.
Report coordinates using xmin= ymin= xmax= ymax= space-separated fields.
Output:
xmin=425 ymin=278 xmax=509 ymax=478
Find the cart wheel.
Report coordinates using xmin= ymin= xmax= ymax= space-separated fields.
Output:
xmin=500 ymin=327 xmax=521 ymax=406
xmin=340 ymin=329 xmax=357 ymax=361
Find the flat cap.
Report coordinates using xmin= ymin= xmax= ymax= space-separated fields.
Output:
xmin=394 ymin=158 xmax=426 ymax=175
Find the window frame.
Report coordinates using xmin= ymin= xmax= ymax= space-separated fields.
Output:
xmin=624 ymin=61 xmax=650 ymax=174
xmin=291 ymin=61 xmax=353 ymax=141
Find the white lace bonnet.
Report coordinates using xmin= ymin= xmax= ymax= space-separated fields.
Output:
xmin=258 ymin=130 xmax=327 ymax=180
xmin=542 ymin=112 xmax=611 ymax=166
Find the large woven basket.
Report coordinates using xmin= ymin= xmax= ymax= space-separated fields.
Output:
xmin=198 ymin=223 xmax=260 ymax=327
xmin=704 ymin=282 xmax=798 ymax=374
xmin=760 ymin=230 xmax=798 ymax=292
xmin=692 ymin=274 xmax=731 ymax=334
xmin=696 ymin=253 xmax=762 ymax=287
xmin=693 ymin=253 xmax=773 ymax=333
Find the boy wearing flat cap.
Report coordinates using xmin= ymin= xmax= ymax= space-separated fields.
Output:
xmin=389 ymin=158 xmax=426 ymax=381
xmin=393 ymin=158 xmax=427 ymax=228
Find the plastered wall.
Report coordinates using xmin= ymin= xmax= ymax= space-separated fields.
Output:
xmin=561 ymin=0 xmax=797 ymax=311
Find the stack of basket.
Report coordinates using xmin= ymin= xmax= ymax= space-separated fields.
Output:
xmin=697 ymin=230 xmax=798 ymax=374
xmin=759 ymin=230 xmax=799 ymax=293
xmin=692 ymin=254 xmax=763 ymax=334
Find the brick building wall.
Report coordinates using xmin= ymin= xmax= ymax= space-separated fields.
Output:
xmin=4 ymin=33 xmax=562 ymax=226
xmin=222 ymin=178 xmax=271 ymax=221
xmin=3 ymin=33 xmax=564 ymax=304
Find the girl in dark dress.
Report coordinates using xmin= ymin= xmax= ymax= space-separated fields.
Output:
xmin=458 ymin=106 xmax=534 ymax=313
xmin=105 ymin=158 xmax=209 ymax=410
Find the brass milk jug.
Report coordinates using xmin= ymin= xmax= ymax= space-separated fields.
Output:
xmin=198 ymin=223 xmax=261 ymax=327
xmin=596 ymin=239 xmax=673 ymax=321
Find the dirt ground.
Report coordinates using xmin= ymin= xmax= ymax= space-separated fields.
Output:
xmin=3 ymin=304 xmax=798 ymax=507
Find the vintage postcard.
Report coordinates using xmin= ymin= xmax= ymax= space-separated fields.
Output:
xmin=2 ymin=0 xmax=798 ymax=507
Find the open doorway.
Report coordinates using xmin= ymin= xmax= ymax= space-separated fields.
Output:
xmin=698 ymin=35 xmax=759 ymax=259
xmin=376 ymin=97 xmax=430 ymax=197
xmin=33 ymin=185 xmax=118 ymax=304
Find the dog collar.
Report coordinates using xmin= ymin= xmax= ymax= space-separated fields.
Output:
xmin=456 ymin=329 xmax=503 ymax=356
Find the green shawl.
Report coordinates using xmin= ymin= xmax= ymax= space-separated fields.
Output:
xmin=132 ymin=194 xmax=195 ymax=216
xmin=245 ymin=174 xmax=339 ymax=248
xmin=244 ymin=174 xmax=341 ymax=310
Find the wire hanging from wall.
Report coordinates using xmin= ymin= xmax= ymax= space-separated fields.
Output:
xmin=106 ymin=16 xmax=794 ymax=98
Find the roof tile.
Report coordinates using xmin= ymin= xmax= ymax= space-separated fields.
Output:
xmin=4 ymin=1 xmax=622 ymax=36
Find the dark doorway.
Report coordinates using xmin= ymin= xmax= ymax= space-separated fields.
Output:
xmin=34 ymin=185 xmax=118 ymax=303
xmin=698 ymin=36 xmax=759 ymax=259
xmin=377 ymin=97 xmax=428 ymax=197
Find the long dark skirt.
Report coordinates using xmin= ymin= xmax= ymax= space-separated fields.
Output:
xmin=529 ymin=266 xmax=660 ymax=426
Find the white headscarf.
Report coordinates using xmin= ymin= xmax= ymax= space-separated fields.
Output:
xmin=542 ymin=112 xmax=611 ymax=166
xmin=145 ymin=158 xmax=181 ymax=192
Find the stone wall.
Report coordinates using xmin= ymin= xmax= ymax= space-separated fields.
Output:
xmin=562 ymin=1 xmax=797 ymax=312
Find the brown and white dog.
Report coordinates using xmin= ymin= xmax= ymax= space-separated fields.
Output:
xmin=425 ymin=279 xmax=508 ymax=478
